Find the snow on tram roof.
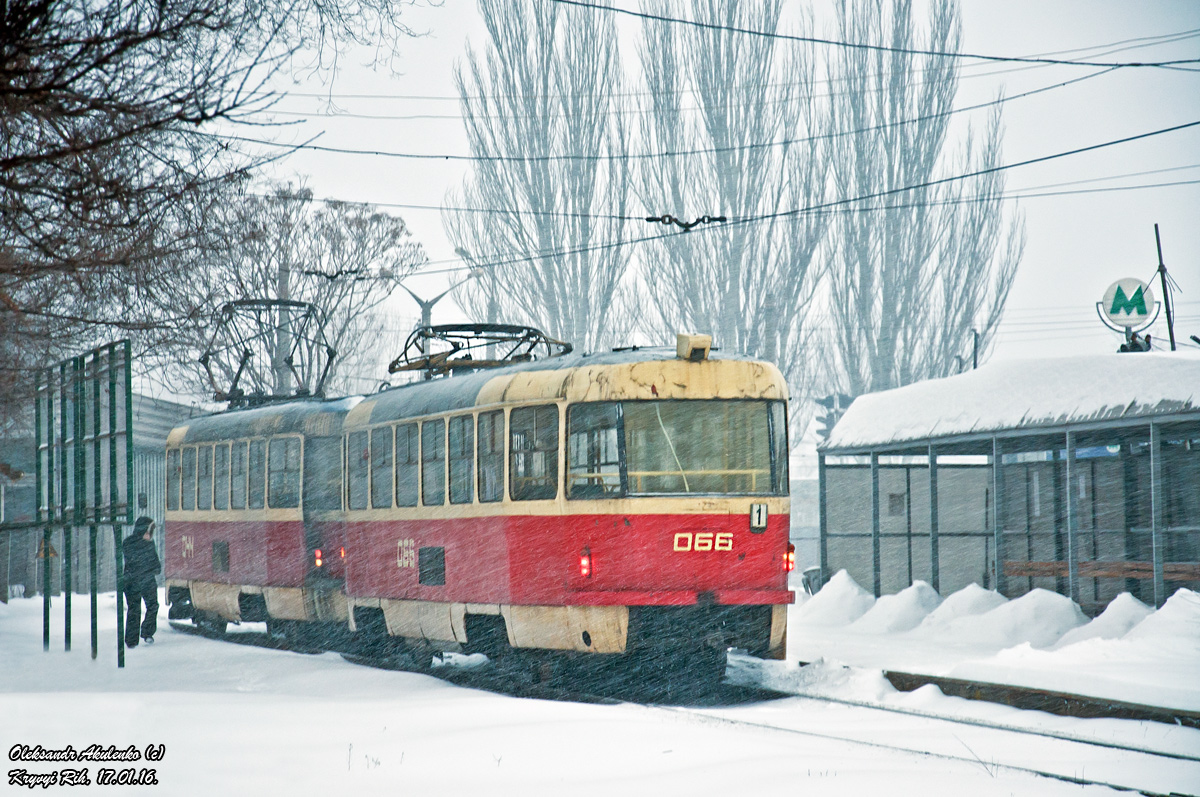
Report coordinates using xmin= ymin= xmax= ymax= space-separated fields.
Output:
xmin=823 ymin=351 xmax=1200 ymax=452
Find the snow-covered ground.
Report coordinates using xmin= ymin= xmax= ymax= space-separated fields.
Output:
xmin=3 ymin=579 xmax=1199 ymax=796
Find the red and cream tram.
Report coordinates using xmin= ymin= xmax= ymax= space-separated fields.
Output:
xmin=165 ymin=332 xmax=794 ymax=679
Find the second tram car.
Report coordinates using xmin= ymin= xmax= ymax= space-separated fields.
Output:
xmin=165 ymin=335 xmax=794 ymax=680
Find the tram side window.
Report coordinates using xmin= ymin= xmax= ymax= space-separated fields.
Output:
xmin=422 ymin=419 xmax=445 ymax=506
xmin=248 ymin=440 xmax=266 ymax=509
xmin=510 ymin=405 xmax=558 ymax=501
xmin=347 ymin=431 xmax=369 ymax=511
xmin=303 ymin=437 xmax=342 ymax=512
xmin=230 ymin=441 xmax=248 ymax=510
xmin=167 ymin=449 xmax=181 ymax=511
xmin=181 ymin=447 xmax=196 ymax=510
xmin=395 ymin=424 xmax=418 ymax=508
xmin=769 ymin=401 xmax=789 ymax=495
xmin=213 ymin=444 xmax=229 ymax=510
xmin=477 ymin=411 xmax=504 ymax=503
xmin=371 ymin=427 xmax=394 ymax=508
xmin=268 ymin=437 xmax=301 ymax=508
xmin=568 ymin=403 xmax=622 ymax=499
xmin=449 ymin=415 xmax=474 ymax=504
xmin=197 ymin=445 xmax=213 ymax=510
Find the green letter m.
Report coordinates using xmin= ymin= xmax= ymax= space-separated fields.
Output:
xmin=1110 ymin=285 xmax=1147 ymax=316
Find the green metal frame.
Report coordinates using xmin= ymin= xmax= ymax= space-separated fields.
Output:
xmin=34 ymin=341 xmax=133 ymax=668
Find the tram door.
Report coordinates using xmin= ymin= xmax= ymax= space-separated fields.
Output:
xmin=302 ymin=436 xmax=345 ymax=583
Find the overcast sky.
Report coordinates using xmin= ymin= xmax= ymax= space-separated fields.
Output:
xmin=254 ymin=0 xmax=1200 ymax=364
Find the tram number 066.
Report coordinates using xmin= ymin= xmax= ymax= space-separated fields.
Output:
xmin=673 ymin=531 xmax=733 ymax=552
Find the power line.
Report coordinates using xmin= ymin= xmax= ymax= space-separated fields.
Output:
xmin=738 ymin=118 xmax=1200 ymax=226
xmin=198 ymin=66 xmax=1117 ymax=164
xmin=552 ymin=0 xmax=1200 ymax=70
xmin=257 ymin=63 xmax=1115 ymax=124
xmin=404 ymin=118 xmax=1200 ymax=277
xmin=246 ymin=166 xmax=1200 ymax=226
xmin=275 ymin=27 xmax=1200 ymax=105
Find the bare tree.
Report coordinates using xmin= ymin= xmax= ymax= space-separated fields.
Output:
xmin=823 ymin=0 xmax=1024 ymax=397
xmin=636 ymin=0 xmax=831 ymax=407
xmin=0 ymin=0 xmax=420 ymax=429
xmin=154 ymin=184 xmax=425 ymax=399
xmin=444 ymin=0 xmax=634 ymax=352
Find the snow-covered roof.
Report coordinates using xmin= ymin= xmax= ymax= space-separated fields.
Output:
xmin=823 ymin=351 xmax=1200 ymax=452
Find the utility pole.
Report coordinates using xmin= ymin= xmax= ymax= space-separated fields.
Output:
xmin=274 ymin=240 xmax=292 ymax=396
xmin=1154 ymin=224 xmax=1177 ymax=351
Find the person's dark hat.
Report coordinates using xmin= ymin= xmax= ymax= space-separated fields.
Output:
xmin=134 ymin=516 xmax=154 ymax=537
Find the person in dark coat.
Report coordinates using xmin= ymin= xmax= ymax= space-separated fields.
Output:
xmin=123 ymin=516 xmax=161 ymax=648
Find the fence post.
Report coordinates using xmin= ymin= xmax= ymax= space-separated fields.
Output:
xmin=928 ymin=445 xmax=939 ymax=593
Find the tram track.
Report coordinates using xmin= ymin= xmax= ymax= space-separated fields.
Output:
xmin=645 ymin=701 xmax=1198 ymax=797
xmin=170 ymin=620 xmax=1200 ymax=795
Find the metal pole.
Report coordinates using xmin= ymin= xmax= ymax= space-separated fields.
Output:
xmin=817 ymin=453 xmax=828 ymax=586
xmin=59 ymin=361 xmax=68 ymax=610
xmin=871 ymin=453 xmax=881 ymax=598
xmin=928 ymin=445 xmax=939 ymax=593
xmin=1149 ymin=423 xmax=1165 ymax=607
xmin=1065 ymin=431 xmax=1079 ymax=603
xmin=992 ymin=437 xmax=1006 ymax=595
xmin=124 ymin=341 xmax=134 ymax=524
xmin=110 ymin=343 xmax=124 ymax=668
xmin=65 ymin=357 xmax=81 ymax=651
xmin=39 ymin=369 xmax=51 ymax=651
xmin=905 ymin=467 xmax=913 ymax=586
xmin=91 ymin=351 xmax=101 ymax=660
xmin=1154 ymin=224 xmax=1176 ymax=351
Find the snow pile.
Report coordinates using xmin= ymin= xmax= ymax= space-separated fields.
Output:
xmin=1124 ymin=587 xmax=1200 ymax=644
xmin=936 ymin=589 xmax=1087 ymax=650
xmin=849 ymin=581 xmax=942 ymax=633
xmin=1053 ymin=592 xmax=1153 ymax=648
xmin=785 ymin=571 xmax=1200 ymax=710
xmin=792 ymin=569 xmax=875 ymax=626
xmin=914 ymin=583 xmax=1008 ymax=633
xmin=748 ymin=657 xmax=897 ymax=702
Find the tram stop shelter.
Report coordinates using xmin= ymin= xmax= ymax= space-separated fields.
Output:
xmin=817 ymin=352 xmax=1200 ymax=613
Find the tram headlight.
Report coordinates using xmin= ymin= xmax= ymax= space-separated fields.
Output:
xmin=580 ymin=547 xmax=592 ymax=578
xmin=783 ymin=543 xmax=795 ymax=573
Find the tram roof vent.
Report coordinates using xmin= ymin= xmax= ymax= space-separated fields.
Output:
xmin=676 ymin=333 xmax=711 ymax=362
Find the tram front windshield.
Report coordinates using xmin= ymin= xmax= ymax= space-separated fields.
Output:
xmin=567 ymin=400 xmax=787 ymax=498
